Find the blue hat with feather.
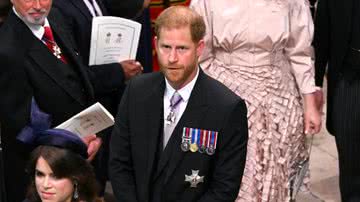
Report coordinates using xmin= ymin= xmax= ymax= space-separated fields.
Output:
xmin=16 ymin=98 xmax=88 ymax=159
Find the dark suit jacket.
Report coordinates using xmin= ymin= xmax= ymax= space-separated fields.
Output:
xmin=52 ymin=0 xmax=128 ymax=115
xmin=52 ymin=0 xmax=108 ymax=65
xmin=0 ymin=9 xmax=123 ymax=202
xmin=313 ymin=0 xmax=353 ymax=134
xmin=105 ymin=0 xmax=144 ymax=19
xmin=109 ymin=70 xmax=248 ymax=202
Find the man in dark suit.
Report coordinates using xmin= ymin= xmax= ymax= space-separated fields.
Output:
xmin=52 ymin=0 xmax=143 ymax=87
xmin=0 ymin=0 xmax=133 ymax=200
xmin=314 ymin=0 xmax=360 ymax=201
xmin=109 ymin=6 xmax=248 ymax=202
xmin=51 ymin=0 xmax=147 ymax=116
xmin=51 ymin=0 xmax=145 ymax=197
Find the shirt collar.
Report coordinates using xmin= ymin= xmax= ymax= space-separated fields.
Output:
xmin=164 ymin=67 xmax=200 ymax=103
xmin=13 ymin=7 xmax=50 ymax=40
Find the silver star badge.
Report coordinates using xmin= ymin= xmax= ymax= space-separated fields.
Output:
xmin=185 ymin=170 xmax=204 ymax=188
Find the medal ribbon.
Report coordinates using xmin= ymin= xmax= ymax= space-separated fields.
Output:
xmin=214 ymin=132 xmax=218 ymax=149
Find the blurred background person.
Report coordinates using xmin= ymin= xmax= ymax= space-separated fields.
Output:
xmin=52 ymin=0 xmax=144 ymax=198
xmin=0 ymin=0 xmax=127 ymax=197
xmin=314 ymin=0 xmax=360 ymax=200
xmin=191 ymin=0 xmax=321 ymax=201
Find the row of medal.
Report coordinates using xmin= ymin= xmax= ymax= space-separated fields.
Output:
xmin=180 ymin=127 xmax=218 ymax=155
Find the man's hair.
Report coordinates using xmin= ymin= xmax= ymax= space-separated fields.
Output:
xmin=25 ymin=146 xmax=98 ymax=202
xmin=154 ymin=6 xmax=206 ymax=43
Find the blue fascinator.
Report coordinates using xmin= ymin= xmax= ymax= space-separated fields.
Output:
xmin=17 ymin=98 xmax=88 ymax=159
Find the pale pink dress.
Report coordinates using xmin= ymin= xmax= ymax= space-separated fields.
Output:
xmin=191 ymin=0 xmax=316 ymax=201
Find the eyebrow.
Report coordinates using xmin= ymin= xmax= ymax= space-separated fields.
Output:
xmin=160 ymin=43 xmax=189 ymax=49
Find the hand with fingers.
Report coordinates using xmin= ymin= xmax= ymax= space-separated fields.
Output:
xmin=82 ymin=134 xmax=102 ymax=162
xmin=120 ymin=59 xmax=144 ymax=80
xmin=303 ymin=93 xmax=322 ymax=135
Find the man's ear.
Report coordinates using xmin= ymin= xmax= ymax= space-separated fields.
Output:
xmin=196 ymin=39 xmax=205 ymax=57
xmin=154 ymin=36 xmax=159 ymax=52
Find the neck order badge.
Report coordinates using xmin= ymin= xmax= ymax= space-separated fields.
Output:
xmin=43 ymin=26 xmax=67 ymax=63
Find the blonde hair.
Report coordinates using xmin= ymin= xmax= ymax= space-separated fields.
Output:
xmin=154 ymin=6 xmax=206 ymax=43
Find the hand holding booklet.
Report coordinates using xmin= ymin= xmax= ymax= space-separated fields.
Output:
xmin=56 ymin=102 xmax=114 ymax=138
xmin=89 ymin=16 xmax=142 ymax=65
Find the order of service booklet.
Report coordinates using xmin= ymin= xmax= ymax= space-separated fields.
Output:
xmin=56 ymin=102 xmax=114 ymax=138
xmin=89 ymin=16 xmax=142 ymax=65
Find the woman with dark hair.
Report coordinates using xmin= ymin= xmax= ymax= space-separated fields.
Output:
xmin=25 ymin=145 xmax=98 ymax=202
xmin=17 ymin=98 xmax=100 ymax=202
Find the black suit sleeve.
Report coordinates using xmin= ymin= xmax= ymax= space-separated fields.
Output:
xmin=87 ymin=63 xmax=125 ymax=95
xmin=313 ymin=0 xmax=330 ymax=87
xmin=109 ymin=80 xmax=138 ymax=202
xmin=199 ymin=99 xmax=248 ymax=202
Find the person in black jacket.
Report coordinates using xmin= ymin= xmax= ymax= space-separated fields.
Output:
xmin=51 ymin=0 xmax=144 ymax=197
xmin=109 ymin=6 xmax=248 ymax=202
xmin=0 ymin=0 xmax=126 ymax=200
xmin=314 ymin=0 xmax=360 ymax=201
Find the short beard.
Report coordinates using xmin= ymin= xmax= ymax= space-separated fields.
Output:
xmin=23 ymin=14 xmax=47 ymax=25
xmin=22 ymin=8 xmax=48 ymax=25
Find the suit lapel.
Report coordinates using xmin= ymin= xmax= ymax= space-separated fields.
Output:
xmin=153 ymin=70 xmax=209 ymax=184
xmin=144 ymin=75 xmax=166 ymax=187
xmin=50 ymin=11 xmax=94 ymax=100
xmin=27 ymin=41 xmax=89 ymax=106
xmin=72 ymin=0 xmax=108 ymax=17
xmin=10 ymin=10 xmax=94 ymax=106
xmin=96 ymin=0 xmax=109 ymax=15
xmin=72 ymin=0 xmax=94 ymax=20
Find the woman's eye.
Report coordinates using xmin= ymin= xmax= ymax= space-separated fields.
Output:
xmin=35 ymin=170 xmax=44 ymax=177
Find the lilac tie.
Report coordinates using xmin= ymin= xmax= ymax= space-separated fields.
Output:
xmin=164 ymin=91 xmax=183 ymax=149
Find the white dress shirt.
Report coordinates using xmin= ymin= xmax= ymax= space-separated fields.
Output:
xmin=163 ymin=67 xmax=200 ymax=130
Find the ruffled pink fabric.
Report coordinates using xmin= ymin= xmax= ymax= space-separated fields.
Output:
xmin=191 ymin=0 xmax=314 ymax=201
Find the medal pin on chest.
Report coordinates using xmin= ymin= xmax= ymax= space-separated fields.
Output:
xmin=185 ymin=170 xmax=204 ymax=188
